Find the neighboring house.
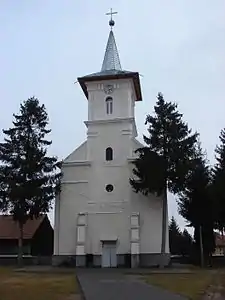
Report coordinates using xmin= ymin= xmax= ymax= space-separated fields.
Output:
xmin=0 ymin=215 xmax=53 ymax=256
xmin=214 ymin=232 xmax=225 ymax=256
xmin=53 ymin=16 xmax=170 ymax=268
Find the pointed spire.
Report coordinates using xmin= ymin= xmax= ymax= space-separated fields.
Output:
xmin=101 ymin=9 xmax=122 ymax=71
xmin=101 ymin=30 xmax=122 ymax=71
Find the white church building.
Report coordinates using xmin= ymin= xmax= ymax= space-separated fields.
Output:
xmin=53 ymin=13 xmax=169 ymax=268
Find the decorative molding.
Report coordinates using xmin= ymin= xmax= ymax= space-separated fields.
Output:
xmin=87 ymin=134 xmax=98 ymax=138
xmin=131 ymin=213 xmax=140 ymax=228
xmin=131 ymin=242 xmax=140 ymax=254
xmin=97 ymin=83 xmax=103 ymax=90
xmin=78 ymin=212 xmax=88 ymax=215
xmin=87 ymin=82 xmax=121 ymax=92
xmin=131 ymin=212 xmax=140 ymax=216
xmin=87 ymin=200 xmax=128 ymax=205
xmin=76 ymin=245 xmax=85 ymax=255
xmin=131 ymin=229 xmax=139 ymax=241
xmin=100 ymin=235 xmax=118 ymax=241
xmin=103 ymin=162 xmax=126 ymax=167
xmin=127 ymin=157 xmax=136 ymax=162
xmin=62 ymin=161 xmax=91 ymax=167
xmin=61 ymin=180 xmax=88 ymax=185
xmin=121 ymin=129 xmax=132 ymax=135
xmin=77 ymin=213 xmax=87 ymax=225
xmin=87 ymin=211 xmax=123 ymax=214
xmin=130 ymin=213 xmax=140 ymax=256
xmin=76 ymin=213 xmax=87 ymax=255
xmin=87 ymin=131 xmax=99 ymax=137
xmin=77 ymin=226 xmax=85 ymax=243
xmin=84 ymin=117 xmax=135 ymax=127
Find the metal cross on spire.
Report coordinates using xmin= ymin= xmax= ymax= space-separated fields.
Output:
xmin=106 ymin=8 xmax=118 ymax=29
xmin=101 ymin=8 xmax=121 ymax=71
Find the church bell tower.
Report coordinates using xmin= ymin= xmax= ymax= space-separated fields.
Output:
xmin=77 ymin=9 xmax=142 ymax=164
xmin=78 ymin=10 xmax=142 ymax=119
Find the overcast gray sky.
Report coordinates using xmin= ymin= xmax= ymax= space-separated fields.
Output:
xmin=0 ymin=1 xmax=225 ymax=230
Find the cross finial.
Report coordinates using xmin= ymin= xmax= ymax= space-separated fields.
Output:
xmin=106 ymin=8 xmax=118 ymax=29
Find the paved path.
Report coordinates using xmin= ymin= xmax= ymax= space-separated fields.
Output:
xmin=76 ymin=270 xmax=188 ymax=300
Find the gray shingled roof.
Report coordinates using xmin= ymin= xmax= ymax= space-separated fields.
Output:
xmin=82 ymin=69 xmax=134 ymax=78
xmin=101 ymin=29 xmax=122 ymax=71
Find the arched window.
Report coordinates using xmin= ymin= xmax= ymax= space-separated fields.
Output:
xmin=106 ymin=147 xmax=113 ymax=161
xmin=106 ymin=97 xmax=113 ymax=114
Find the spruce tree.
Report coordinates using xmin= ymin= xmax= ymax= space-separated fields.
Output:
xmin=130 ymin=93 xmax=198 ymax=267
xmin=169 ymin=217 xmax=182 ymax=255
xmin=212 ymin=128 xmax=225 ymax=232
xmin=0 ymin=97 xmax=61 ymax=266
xmin=178 ymin=143 xmax=215 ymax=266
xmin=180 ymin=229 xmax=193 ymax=256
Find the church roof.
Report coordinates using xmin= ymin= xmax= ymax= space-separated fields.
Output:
xmin=82 ymin=69 xmax=132 ymax=78
xmin=101 ymin=29 xmax=122 ymax=72
xmin=80 ymin=28 xmax=126 ymax=79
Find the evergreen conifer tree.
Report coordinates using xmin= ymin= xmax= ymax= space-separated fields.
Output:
xmin=180 ymin=229 xmax=193 ymax=256
xmin=178 ymin=143 xmax=214 ymax=266
xmin=130 ymin=93 xmax=198 ymax=267
xmin=0 ymin=97 xmax=61 ymax=266
xmin=169 ymin=217 xmax=182 ymax=255
xmin=212 ymin=128 xmax=225 ymax=233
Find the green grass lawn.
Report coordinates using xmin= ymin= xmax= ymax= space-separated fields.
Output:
xmin=145 ymin=271 xmax=224 ymax=299
xmin=0 ymin=267 xmax=80 ymax=300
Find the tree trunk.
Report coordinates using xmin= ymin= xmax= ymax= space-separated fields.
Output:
xmin=159 ymin=188 xmax=168 ymax=268
xmin=17 ymin=222 xmax=23 ymax=267
xmin=199 ymin=225 xmax=204 ymax=268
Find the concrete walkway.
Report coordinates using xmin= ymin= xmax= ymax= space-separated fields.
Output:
xmin=76 ymin=269 xmax=188 ymax=300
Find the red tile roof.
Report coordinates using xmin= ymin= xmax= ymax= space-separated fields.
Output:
xmin=0 ymin=215 xmax=46 ymax=239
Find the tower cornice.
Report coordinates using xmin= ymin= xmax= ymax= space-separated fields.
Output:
xmin=78 ymin=71 xmax=142 ymax=101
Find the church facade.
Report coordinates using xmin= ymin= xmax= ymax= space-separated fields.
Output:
xmin=53 ymin=16 xmax=170 ymax=268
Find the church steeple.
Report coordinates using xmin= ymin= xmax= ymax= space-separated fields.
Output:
xmin=77 ymin=9 xmax=142 ymax=101
xmin=101 ymin=30 xmax=122 ymax=71
xmin=101 ymin=9 xmax=121 ymax=71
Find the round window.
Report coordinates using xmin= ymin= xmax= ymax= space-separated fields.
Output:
xmin=106 ymin=184 xmax=114 ymax=192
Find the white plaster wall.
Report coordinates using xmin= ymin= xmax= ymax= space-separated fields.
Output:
xmin=56 ymin=182 xmax=89 ymax=255
xmin=86 ymin=212 xmax=130 ymax=254
xmin=87 ymin=121 xmax=134 ymax=164
xmin=62 ymin=165 xmax=90 ymax=182
xmin=86 ymin=121 xmax=133 ymax=205
xmin=64 ymin=141 xmax=87 ymax=162
xmin=55 ymin=163 xmax=90 ymax=255
xmin=53 ymin=194 xmax=60 ymax=255
xmin=87 ymin=79 xmax=135 ymax=121
xmin=89 ymin=166 xmax=129 ymax=206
